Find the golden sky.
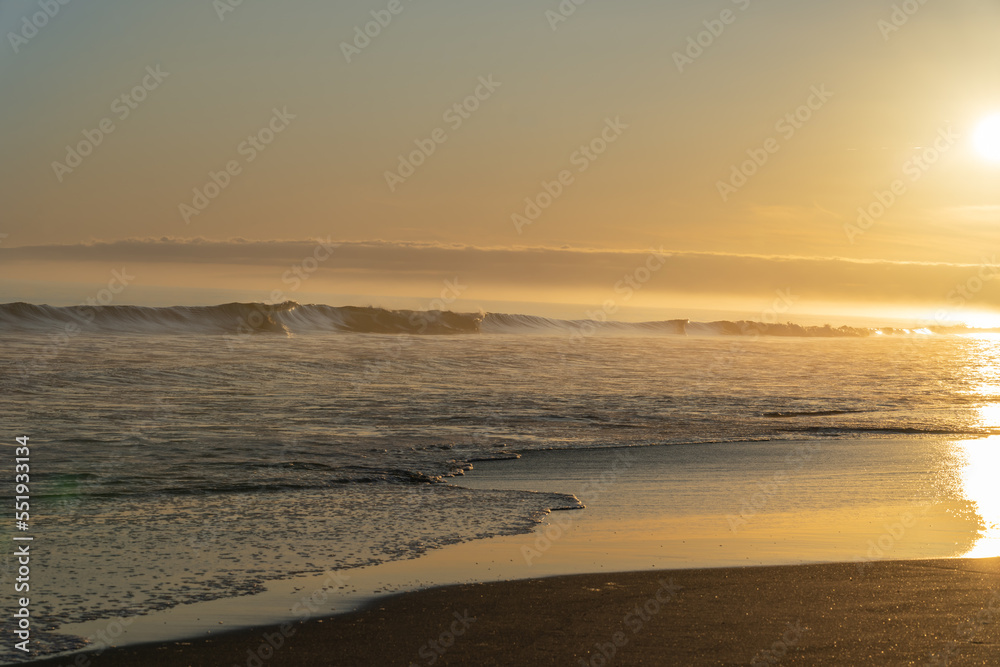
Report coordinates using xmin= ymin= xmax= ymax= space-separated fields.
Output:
xmin=2 ymin=0 xmax=1000 ymax=321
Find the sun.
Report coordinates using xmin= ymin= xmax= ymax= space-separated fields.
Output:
xmin=973 ymin=114 xmax=1000 ymax=162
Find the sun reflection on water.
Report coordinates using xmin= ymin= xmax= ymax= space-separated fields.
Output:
xmin=955 ymin=436 xmax=1000 ymax=558
xmin=976 ymin=403 xmax=1000 ymax=430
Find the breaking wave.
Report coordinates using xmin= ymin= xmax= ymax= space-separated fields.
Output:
xmin=0 ymin=301 xmax=989 ymax=337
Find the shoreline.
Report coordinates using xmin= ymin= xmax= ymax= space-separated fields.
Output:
xmin=20 ymin=436 xmax=997 ymax=664
xmin=20 ymin=557 xmax=1000 ymax=666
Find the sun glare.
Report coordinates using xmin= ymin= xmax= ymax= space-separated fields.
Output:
xmin=973 ymin=114 xmax=1000 ymax=162
xmin=963 ymin=312 xmax=1000 ymax=329
xmin=957 ymin=437 xmax=1000 ymax=558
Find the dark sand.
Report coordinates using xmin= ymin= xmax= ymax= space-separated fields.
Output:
xmin=25 ymin=558 xmax=1000 ymax=666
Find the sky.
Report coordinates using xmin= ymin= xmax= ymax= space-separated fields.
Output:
xmin=2 ymin=0 xmax=1000 ymax=323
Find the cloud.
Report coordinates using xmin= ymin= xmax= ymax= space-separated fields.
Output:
xmin=1 ymin=238 xmax=997 ymax=307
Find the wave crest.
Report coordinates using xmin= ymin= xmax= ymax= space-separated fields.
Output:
xmin=0 ymin=302 xmax=484 ymax=335
xmin=0 ymin=301 xmax=977 ymax=337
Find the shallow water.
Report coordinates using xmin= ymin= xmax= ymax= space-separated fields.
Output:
xmin=54 ymin=436 xmax=994 ymax=659
xmin=461 ymin=438 xmax=991 ymax=569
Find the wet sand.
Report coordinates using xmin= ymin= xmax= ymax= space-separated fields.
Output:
xmin=23 ymin=557 xmax=1000 ymax=666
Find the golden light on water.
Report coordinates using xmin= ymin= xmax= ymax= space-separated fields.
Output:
xmin=954 ymin=337 xmax=1000 ymax=557
xmin=962 ymin=312 xmax=1000 ymax=329
xmin=975 ymin=402 xmax=1000 ymax=429
xmin=956 ymin=436 xmax=1000 ymax=558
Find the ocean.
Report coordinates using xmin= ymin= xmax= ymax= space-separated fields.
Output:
xmin=2 ymin=302 xmax=998 ymax=662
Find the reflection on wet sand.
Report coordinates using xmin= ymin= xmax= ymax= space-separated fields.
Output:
xmin=955 ymin=436 xmax=1000 ymax=558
